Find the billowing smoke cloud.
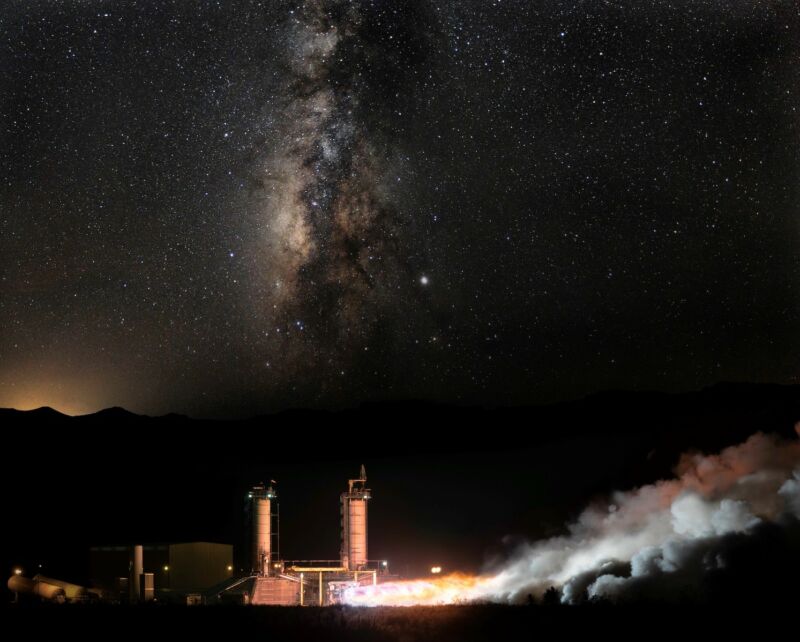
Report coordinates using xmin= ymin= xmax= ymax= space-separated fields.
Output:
xmin=344 ymin=426 xmax=800 ymax=606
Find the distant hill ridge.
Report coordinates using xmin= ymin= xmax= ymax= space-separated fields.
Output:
xmin=2 ymin=382 xmax=799 ymax=462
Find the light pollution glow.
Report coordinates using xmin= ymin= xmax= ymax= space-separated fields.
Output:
xmin=1 ymin=377 xmax=107 ymax=416
xmin=0 ymin=360 xmax=153 ymax=416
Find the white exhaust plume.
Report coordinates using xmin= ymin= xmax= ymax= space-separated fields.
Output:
xmin=344 ymin=426 xmax=800 ymax=606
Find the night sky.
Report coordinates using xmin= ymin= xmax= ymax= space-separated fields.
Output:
xmin=2 ymin=1 xmax=799 ymax=417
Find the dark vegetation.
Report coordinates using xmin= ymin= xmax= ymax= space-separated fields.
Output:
xmin=0 ymin=601 xmax=787 ymax=641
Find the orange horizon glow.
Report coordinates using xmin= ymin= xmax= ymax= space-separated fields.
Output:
xmin=4 ymin=397 xmax=89 ymax=417
xmin=1 ymin=388 xmax=131 ymax=418
xmin=0 ymin=367 xmax=106 ymax=416
xmin=0 ymin=366 xmax=153 ymax=417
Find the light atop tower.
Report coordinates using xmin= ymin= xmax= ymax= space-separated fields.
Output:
xmin=250 ymin=481 xmax=277 ymax=500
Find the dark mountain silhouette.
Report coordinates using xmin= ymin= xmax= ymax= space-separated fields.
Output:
xmin=3 ymin=381 xmax=799 ymax=461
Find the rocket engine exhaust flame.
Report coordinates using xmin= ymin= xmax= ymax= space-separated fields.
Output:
xmin=344 ymin=427 xmax=800 ymax=606
xmin=344 ymin=573 xmax=501 ymax=607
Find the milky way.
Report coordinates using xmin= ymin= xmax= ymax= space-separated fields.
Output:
xmin=249 ymin=1 xmax=438 ymax=380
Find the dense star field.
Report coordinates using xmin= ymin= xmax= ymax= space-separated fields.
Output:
xmin=1 ymin=1 xmax=799 ymax=416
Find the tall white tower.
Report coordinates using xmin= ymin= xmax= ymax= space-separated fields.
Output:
xmin=340 ymin=465 xmax=370 ymax=571
xmin=250 ymin=483 xmax=277 ymax=575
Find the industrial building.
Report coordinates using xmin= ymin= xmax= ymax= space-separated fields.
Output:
xmin=232 ymin=465 xmax=387 ymax=606
xmin=8 ymin=466 xmax=389 ymax=606
xmin=89 ymin=542 xmax=234 ymax=602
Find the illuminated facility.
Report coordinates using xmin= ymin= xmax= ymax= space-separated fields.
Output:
xmin=7 ymin=466 xmax=389 ymax=606
xmin=242 ymin=465 xmax=385 ymax=605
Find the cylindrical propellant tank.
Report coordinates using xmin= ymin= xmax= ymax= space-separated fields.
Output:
xmin=340 ymin=465 xmax=370 ymax=571
xmin=33 ymin=574 xmax=89 ymax=600
xmin=8 ymin=575 xmax=66 ymax=601
xmin=250 ymin=484 xmax=276 ymax=575
xmin=130 ymin=544 xmax=143 ymax=602
xmin=347 ymin=496 xmax=368 ymax=568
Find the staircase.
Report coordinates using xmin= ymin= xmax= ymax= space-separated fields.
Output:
xmin=251 ymin=576 xmax=301 ymax=605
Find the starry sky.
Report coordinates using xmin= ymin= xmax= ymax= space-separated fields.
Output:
xmin=1 ymin=0 xmax=799 ymax=417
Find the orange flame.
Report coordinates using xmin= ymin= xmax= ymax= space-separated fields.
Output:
xmin=343 ymin=572 xmax=499 ymax=606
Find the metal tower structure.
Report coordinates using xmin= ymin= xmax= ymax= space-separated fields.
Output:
xmin=340 ymin=465 xmax=370 ymax=571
